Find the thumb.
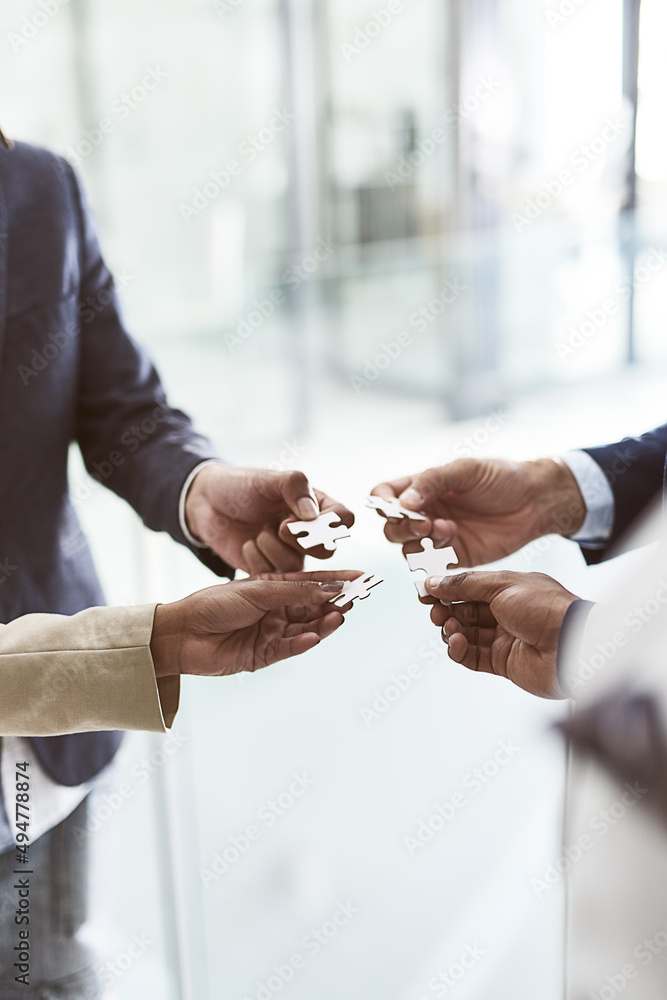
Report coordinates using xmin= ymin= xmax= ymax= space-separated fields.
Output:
xmin=238 ymin=578 xmax=345 ymax=612
xmin=272 ymin=470 xmax=320 ymax=521
xmin=425 ymin=570 xmax=520 ymax=604
xmin=399 ymin=460 xmax=482 ymax=509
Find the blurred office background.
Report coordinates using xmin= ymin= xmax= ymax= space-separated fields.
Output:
xmin=1 ymin=0 xmax=666 ymax=997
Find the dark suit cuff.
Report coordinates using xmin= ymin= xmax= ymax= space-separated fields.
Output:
xmin=557 ymin=600 xmax=596 ymax=698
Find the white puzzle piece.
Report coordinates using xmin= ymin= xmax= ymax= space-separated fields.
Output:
xmin=331 ymin=574 xmax=383 ymax=608
xmin=287 ymin=511 xmax=351 ymax=552
xmin=365 ymin=495 xmax=427 ymax=521
xmin=405 ymin=538 xmax=458 ymax=597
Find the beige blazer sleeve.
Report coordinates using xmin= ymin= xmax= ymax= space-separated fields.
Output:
xmin=0 ymin=604 xmax=180 ymax=736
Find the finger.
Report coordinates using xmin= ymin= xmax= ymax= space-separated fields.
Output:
xmin=431 ymin=518 xmax=459 ymax=546
xmin=249 ymin=571 xmax=361 ymax=622
xmin=242 ymin=539 xmax=274 ymax=575
xmin=443 ymin=618 xmax=497 ymax=649
xmin=369 ymin=481 xmax=428 ymax=533
xmin=285 ymin=610 xmax=345 ymax=638
xmin=445 ymin=631 xmax=492 ymax=672
xmin=431 ymin=603 xmax=450 ymax=627
xmin=430 ymin=601 xmax=497 ymax=627
xmin=446 ymin=624 xmax=513 ymax=678
xmin=447 ymin=631 xmax=471 ymax=664
xmin=444 ymin=601 xmax=498 ymax=628
xmin=264 ymin=632 xmax=322 ymax=665
xmin=237 ymin=578 xmax=351 ymax=612
xmin=383 ymin=518 xmax=431 ymax=543
xmin=250 ymin=569 xmax=362 ymax=584
xmin=425 ymin=570 xmax=524 ymax=605
xmin=286 ymin=601 xmax=346 ymax=623
xmin=370 ymin=479 xmax=412 ymax=501
xmin=271 ymin=470 xmax=320 ymax=521
xmin=255 ymin=527 xmax=304 ymax=572
xmin=397 ymin=460 xmax=482 ymax=509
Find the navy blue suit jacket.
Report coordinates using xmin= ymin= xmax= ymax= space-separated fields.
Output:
xmin=0 ymin=139 xmax=233 ymax=786
xmin=581 ymin=425 xmax=667 ymax=563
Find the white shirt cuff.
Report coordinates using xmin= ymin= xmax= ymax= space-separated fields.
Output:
xmin=178 ymin=460 xmax=224 ymax=548
xmin=560 ymin=450 xmax=614 ymax=547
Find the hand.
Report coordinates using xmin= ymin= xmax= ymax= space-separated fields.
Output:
xmin=150 ymin=570 xmax=362 ymax=678
xmin=370 ymin=457 xmax=586 ymax=567
xmin=184 ymin=464 xmax=354 ymax=573
xmin=424 ymin=570 xmax=580 ymax=699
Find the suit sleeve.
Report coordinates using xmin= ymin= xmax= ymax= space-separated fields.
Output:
xmin=63 ymin=161 xmax=233 ymax=579
xmin=579 ymin=424 xmax=667 ymax=563
xmin=0 ymin=605 xmax=179 ymax=736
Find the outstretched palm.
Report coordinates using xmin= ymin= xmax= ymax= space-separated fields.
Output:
xmin=158 ymin=572 xmax=361 ymax=677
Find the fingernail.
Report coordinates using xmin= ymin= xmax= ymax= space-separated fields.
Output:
xmin=297 ymin=497 xmax=319 ymax=519
xmin=320 ymin=581 xmax=345 ymax=592
xmin=427 ymin=576 xmax=444 ymax=589
xmin=441 ymin=627 xmax=450 ymax=645
xmin=401 ymin=488 xmax=423 ymax=507
xmin=409 ymin=522 xmax=426 ymax=537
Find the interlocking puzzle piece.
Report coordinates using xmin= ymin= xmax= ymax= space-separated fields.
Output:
xmin=331 ymin=574 xmax=383 ymax=608
xmin=287 ymin=511 xmax=351 ymax=552
xmin=365 ymin=496 xmax=427 ymax=521
xmin=405 ymin=538 xmax=458 ymax=597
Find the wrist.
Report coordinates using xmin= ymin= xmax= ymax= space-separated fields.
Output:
xmin=527 ymin=458 xmax=586 ymax=538
xmin=150 ymin=603 xmax=186 ymax=678
xmin=184 ymin=463 xmax=225 ymax=544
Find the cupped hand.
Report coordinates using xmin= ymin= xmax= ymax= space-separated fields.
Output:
xmin=185 ymin=464 xmax=354 ymax=573
xmin=425 ymin=570 xmax=580 ymax=698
